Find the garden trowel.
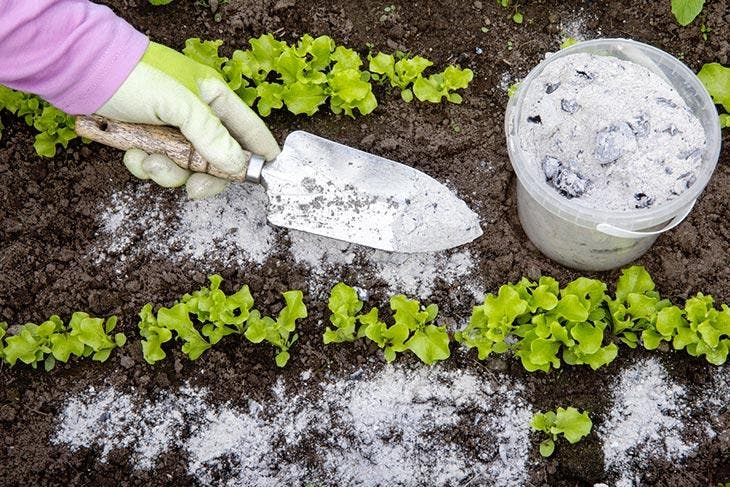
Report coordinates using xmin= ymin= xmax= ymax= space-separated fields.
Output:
xmin=75 ymin=115 xmax=482 ymax=253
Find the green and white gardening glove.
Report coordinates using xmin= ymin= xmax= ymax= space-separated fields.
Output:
xmin=96 ymin=42 xmax=280 ymax=199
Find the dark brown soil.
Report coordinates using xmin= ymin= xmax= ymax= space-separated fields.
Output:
xmin=1 ymin=0 xmax=728 ymax=486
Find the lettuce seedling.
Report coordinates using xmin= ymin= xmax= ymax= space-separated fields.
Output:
xmin=457 ymin=275 xmax=616 ymax=372
xmin=324 ymin=283 xmax=450 ymax=365
xmin=697 ymin=63 xmax=730 ymax=128
xmin=455 ymin=283 xmax=528 ymax=359
xmin=675 ymin=293 xmax=730 ymax=365
xmin=138 ymin=303 xmax=173 ymax=365
xmin=0 ymin=85 xmax=78 ymax=157
xmin=184 ymin=35 xmax=472 ymax=118
xmin=324 ymin=282 xmax=364 ymax=344
xmin=138 ymin=275 xmax=304 ymax=367
xmin=671 ymin=0 xmax=705 ymax=26
xmin=358 ymin=295 xmax=449 ymax=365
xmin=180 ymin=274 xmax=254 ymax=344
xmin=531 ymin=407 xmax=592 ymax=457
xmin=2 ymin=313 xmax=124 ymax=371
xmin=608 ymin=265 xmax=673 ymax=349
xmin=245 ymin=290 xmax=307 ymax=367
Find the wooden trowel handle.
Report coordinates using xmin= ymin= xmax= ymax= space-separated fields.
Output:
xmin=75 ymin=115 xmax=250 ymax=182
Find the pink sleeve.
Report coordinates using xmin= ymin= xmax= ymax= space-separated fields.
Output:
xmin=0 ymin=0 xmax=149 ymax=115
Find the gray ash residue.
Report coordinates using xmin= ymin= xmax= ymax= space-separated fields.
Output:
xmin=519 ymin=53 xmax=706 ymax=211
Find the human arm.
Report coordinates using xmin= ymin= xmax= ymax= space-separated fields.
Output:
xmin=0 ymin=0 xmax=279 ymax=198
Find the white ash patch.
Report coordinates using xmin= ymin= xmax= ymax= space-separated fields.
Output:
xmin=288 ymin=229 xmax=480 ymax=300
xmin=599 ymin=358 xmax=695 ymax=487
xmin=500 ymin=71 xmax=514 ymax=92
xmin=94 ymin=183 xmax=275 ymax=268
xmin=318 ymin=365 xmax=533 ymax=486
xmin=560 ymin=13 xmax=600 ymax=41
xmin=369 ymin=248 xmax=477 ymax=299
xmin=52 ymin=365 xmax=531 ymax=486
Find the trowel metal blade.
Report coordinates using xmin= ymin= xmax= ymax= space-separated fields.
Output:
xmin=260 ymin=131 xmax=482 ymax=253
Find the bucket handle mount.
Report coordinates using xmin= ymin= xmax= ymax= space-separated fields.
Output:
xmin=595 ymin=199 xmax=696 ymax=238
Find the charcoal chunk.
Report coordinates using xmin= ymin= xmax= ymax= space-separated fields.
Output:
xmin=527 ymin=115 xmax=542 ymax=124
xmin=671 ymin=172 xmax=697 ymax=194
xmin=634 ymin=192 xmax=655 ymax=209
xmin=678 ymin=148 xmax=702 ymax=160
xmin=560 ymin=98 xmax=580 ymax=114
xmin=656 ymin=97 xmax=678 ymax=108
xmin=594 ymin=122 xmax=638 ymax=164
xmin=542 ymin=156 xmax=590 ymax=199
xmin=629 ymin=114 xmax=650 ymax=137
xmin=576 ymin=70 xmax=593 ymax=80
xmin=545 ymin=82 xmax=561 ymax=94
xmin=663 ymin=124 xmax=680 ymax=136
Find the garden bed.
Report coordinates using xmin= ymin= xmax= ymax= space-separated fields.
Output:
xmin=1 ymin=0 xmax=729 ymax=485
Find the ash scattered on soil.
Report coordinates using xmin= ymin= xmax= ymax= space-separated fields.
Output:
xmin=53 ymin=364 xmax=532 ymax=486
xmin=599 ymin=358 xmax=722 ymax=487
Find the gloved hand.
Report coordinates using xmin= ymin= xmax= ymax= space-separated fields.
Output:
xmin=95 ymin=42 xmax=280 ymax=199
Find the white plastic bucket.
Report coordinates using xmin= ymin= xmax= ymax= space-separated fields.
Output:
xmin=505 ymin=39 xmax=722 ymax=271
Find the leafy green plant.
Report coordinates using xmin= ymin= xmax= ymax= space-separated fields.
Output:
xmin=671 ymin=0 xmax=705 ymax=26
xmin=324 ymin=283 xmax=450 ymax=365
xmin=697 ymin=63 xmax=730 ymax=128
xmin=700 ymin=24 xmax=712 ymax=41
xmin=323 ymin=282 xmax=363 ymax=344
xmin=149 ymin=0 xmax=174 ymax=4
xmin=531 ymin=407 xmax=592 ymax=457
xmin=1 ymin=313 xmax=124 ymax=371
xmin=244 ymin=290 xmax=306 ymax=367
xmin=498 ymin=0 xmax=524 ymax=24
xmin=608 ymin=265 xmax=673 ymax=349
xmin=138 ymin=275 xmax=306 ymax=367
xmin=369 ymin=52 xmax=473 ymax=104
xmin=668 ymin=293 xmax=730 ymax=365
xmin=456 ymin=276 xmax=618 ymax=372
xmin=560 ymin=37 xmax=579 ymax=49
xmin=608 ymin=266 xmax=730 ymax=364
xmin=183 ymin=35 xmax=472 ymax=118
xmin=0 ymin=85 xmax=78 ymax=157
